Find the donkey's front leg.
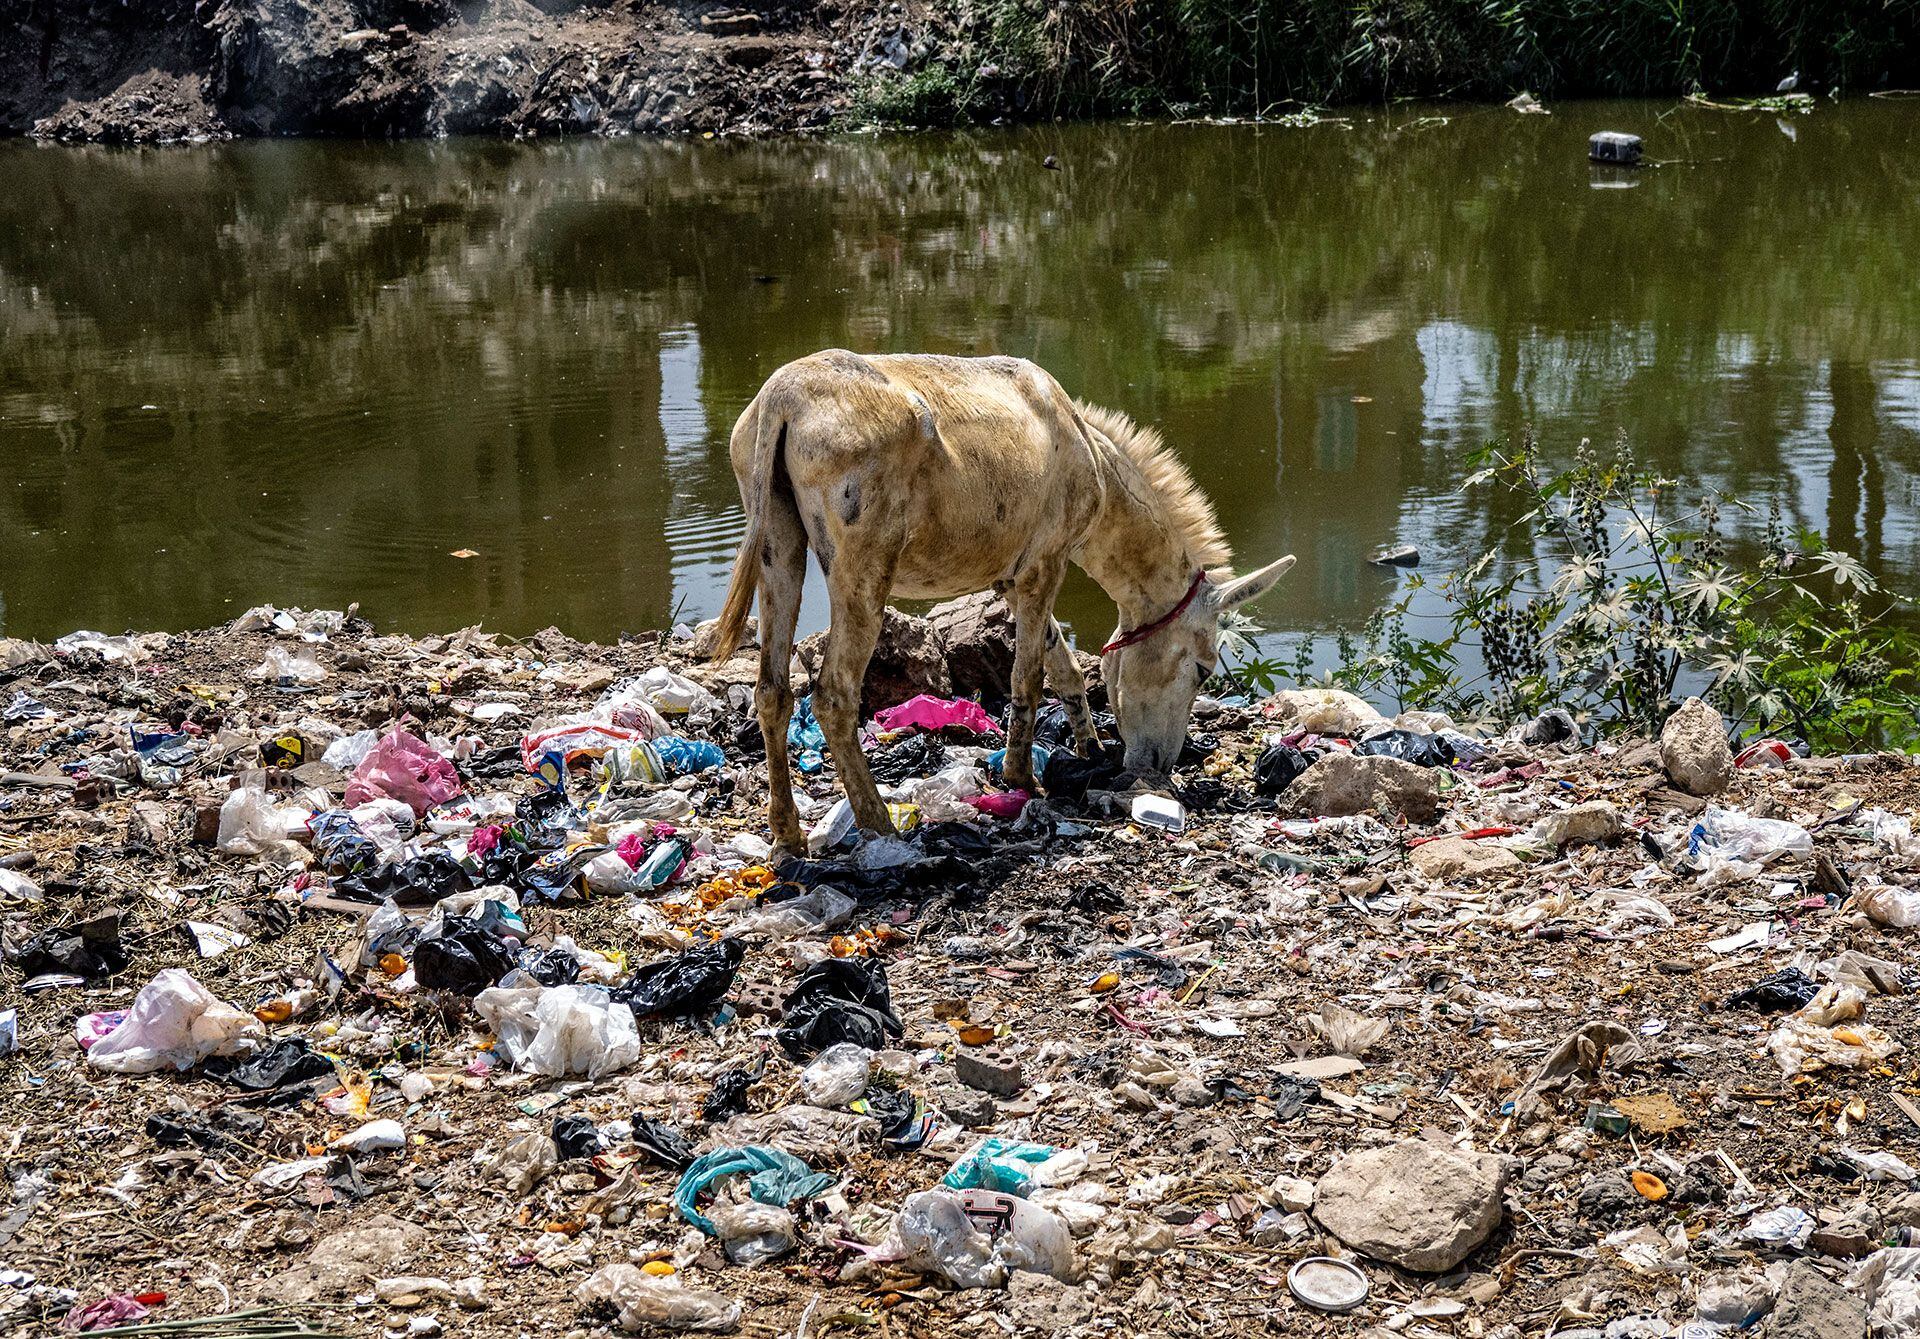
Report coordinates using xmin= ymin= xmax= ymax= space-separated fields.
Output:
xmin=815 ymin=584 xmax=895 ymax=836
xmin=1043 ymin=615 xmax=1100 ymax=758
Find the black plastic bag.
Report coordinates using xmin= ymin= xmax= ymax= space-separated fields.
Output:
xmin=516 ymin=946 xmax=581 ymax=988
xmin=775 ymin=958 xmax=903 ymax=1059
xmin=551 ymin=1115 xmax=604 ymax=1160
xmin=204 ymin=1038 xmax=337 ymax=1091
xmin=461 ymin=745 xmax=524 ymax=780
xmin=1254 ymin=744 xmax=1315 ymax=796
xmin=701 ymin=1069 xmax=752 ymax=1122
xmin=869 ymin=733 xmax=947 ymax=784
xmin=631 ymin=1115 xmax=697 ymax=1170
xmin=1177 ymin=732 xmax=1218 ymax=766
xmin=1040 ymin=752 xmax=1127 ymax=804
xmin=1520 ymin=708 xmax=1578 ymax=747
xmin=515 ymin=791 xmax=579 ymax=843
xmin=614 ymin=938 xmax=747 ymax=1020
xmin=1268 ymin=1074 xmax=1321 ymax=1120
xmin=1035 ymin=703 xmax=1116 ymax=749
xmin=1354 ymin=729 xmax=1455 ymax=767
xmin=1725 ymin=966 xmax=1820 ymax=1014
xmin=10 ymin=912 xmax=127 ymax=980
xmin=414 ymin=915 xmax=519 ymax=994
xmin=146 ymin=1104 xmax=264 ymax=1153
xmin=333 ymin=850 xmax=474 ymax=906
xmin=856 ymin=1086 xmax=918 ymax=1139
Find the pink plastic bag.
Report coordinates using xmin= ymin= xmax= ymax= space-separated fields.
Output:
xmin=344 ymin=729 xmax=462 ymax=817
xmin=874 ymin=695 xmax=1002 ymax=737
xmin=967 ymin=789 xmax=1030 ymax=820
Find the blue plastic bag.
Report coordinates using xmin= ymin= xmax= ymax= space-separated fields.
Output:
xmin=789 ymin=698 xmax=827 ymax=774
xmin=656 ymin=737 xmax=727 ymax=776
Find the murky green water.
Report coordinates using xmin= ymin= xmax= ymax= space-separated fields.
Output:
xmin=3 ymin=100 xmax=1918 ymax=647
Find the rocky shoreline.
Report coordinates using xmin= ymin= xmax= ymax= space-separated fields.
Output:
xmin=3 ymin=0 xmax=913 ymax=144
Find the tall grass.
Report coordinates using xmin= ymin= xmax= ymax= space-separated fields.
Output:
xmin=854 ymin=0 xmax=1920 ymax=124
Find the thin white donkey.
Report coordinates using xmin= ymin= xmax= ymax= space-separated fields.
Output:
xmin=708 ymin=350 xmax=1293 ymax=854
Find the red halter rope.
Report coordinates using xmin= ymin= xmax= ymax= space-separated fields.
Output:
xmin=1101 ymin=571 xmax=1207 ymax=655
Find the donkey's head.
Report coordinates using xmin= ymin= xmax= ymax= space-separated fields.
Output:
xmin=1102 ymin=555 xmax=1296 ymax=776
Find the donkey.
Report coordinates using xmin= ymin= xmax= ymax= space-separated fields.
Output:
xmin=707 ymin=350 xmax=1294 ymax=853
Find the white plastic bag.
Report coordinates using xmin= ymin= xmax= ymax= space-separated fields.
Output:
xmin=630 ymin=666 xmax=720 ymax=720
xmin=710 ymin=1202 xmax=798 ymax=1265
xmin=474 ymin=984 xmax=641 ymax=1079
xmin=253 ymin=645 xmax=327 ymax=683
xmin=322 ymin=729 xmax=381 ymax=771
xmin=216 ymin=787 xmax=307 ymax=856
xmin=575 ymin=1264 xmax=742 ymax=1332
xmin=800 ymin=1043 xmax=872 ymax=1106
xmin=1695 ymin=807 xmax=1813 ymax=862
xmin=85 ymin=969 xmax=263 ymax=1074
xmin=0 ymin=869 xmax=44 ymax=903
xmin=1858 ymin=881 xmax=1920 ymax=929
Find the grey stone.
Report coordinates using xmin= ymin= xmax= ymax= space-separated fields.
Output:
xmin=954 ymin=1045 xmax=1024 ymax=1096
xmin=926 ymin=591 xmax=1016 ymax=699
xmin=1007 ymin=1270 xmax=1094 ymax=1328
xmin=255 ymin=1214 xmax=430 ymax=1303
xmin=1289 ymin=752 xmax=1440 ymax=823
xmin=1409 ymin=834 xmax=1522 ymax=880
xmin=1312 ymin=1139 xmax=1506 ymax=1273
xmin=933 ymin=1084 xmax=997 ymax=1127
xmin=796 ymin=606 xmax=948 ymax=716
xmin=1766 ymin=1260 xmax=1866 ymax=1339
xmin=689 ymin=614 xmax=755 ymax=658
xmin=1660 ymin=696 xmax=1733 ymax=797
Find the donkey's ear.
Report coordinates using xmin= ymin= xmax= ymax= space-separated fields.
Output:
xmin=1213 ymin=555 xmax=1295 ymax=610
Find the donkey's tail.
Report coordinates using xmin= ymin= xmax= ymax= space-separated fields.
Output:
xmin=709 ymin=403 xmax=788 ymax=663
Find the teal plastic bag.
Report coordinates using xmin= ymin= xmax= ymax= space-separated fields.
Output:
xmin=940 ymin=1137 xmax=1057 ymax=1197
xmin=673 ymin=1145 xmax=835 ymax=1234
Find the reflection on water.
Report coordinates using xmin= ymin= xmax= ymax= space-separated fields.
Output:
xmin=3 ymin=101 xmax=1919 ymax=646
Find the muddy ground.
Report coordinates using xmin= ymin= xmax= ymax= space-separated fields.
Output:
xmin=4 ymin=612 xmax=1920 ymax=1337
xmin=1 ymin=0 xmax=925 ymax=143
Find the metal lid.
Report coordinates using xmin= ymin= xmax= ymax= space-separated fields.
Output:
xmin=1287 ymin=1256 xmax=1370 ymax=1312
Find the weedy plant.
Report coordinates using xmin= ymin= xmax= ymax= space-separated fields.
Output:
xmin=1220 ymin=429 xmax=1920 ymax=752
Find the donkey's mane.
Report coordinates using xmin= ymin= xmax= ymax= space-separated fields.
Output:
xmin=1075 ymin=400 xmax=1233 ymax=572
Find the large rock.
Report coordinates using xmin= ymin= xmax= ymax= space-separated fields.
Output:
xmin=212 ymin=0 xmax=433 ymax=135
xmin=255 ymin=1214 xmax=430 ymax=1302
xmin=795 ymin=607 xmax=949 ymax=717
xmin=1410 ymin=835 xmax=1522 ymax=880
xmin=1660 ymin=697 xmax=1733 ymax=797
xmin=1312 ymin=1139 xmax=1506 ymax=1273
xmin=1288 ymin=752 xmax=1439 ymax=823
xmin=1766 ymin=1260 xmax=1866 ymax=1338
xmin=927 ymin=592 xmax=1016 ymax=699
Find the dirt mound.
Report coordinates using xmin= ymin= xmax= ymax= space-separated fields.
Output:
xmin=3 ymin=0 xmax=879 ymax=142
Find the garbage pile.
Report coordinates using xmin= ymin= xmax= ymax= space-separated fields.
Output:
xmin=4 ymin=606 xmax=1920 ymax=1338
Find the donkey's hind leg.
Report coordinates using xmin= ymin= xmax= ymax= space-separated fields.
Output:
xmin=755 ymin=500 xmax=809 ymax=856
xmin=1044 ymin=615 xmax=1101 ymax=757
xmin=1003 ymin=568 xmax=1068 ymax=793
xmin=814 ymin=567 xmax=896 ymax=836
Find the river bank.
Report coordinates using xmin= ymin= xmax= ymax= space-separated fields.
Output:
xmin=6 ymin=0 xmax=1917 ymax=144
xmin=5 ymin=610 xmax=1920 ymax=1335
